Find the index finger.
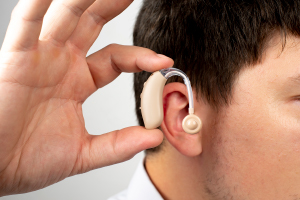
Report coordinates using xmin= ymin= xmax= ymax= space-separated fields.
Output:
xmin=86 ymin=44 xmax=174 ymax=89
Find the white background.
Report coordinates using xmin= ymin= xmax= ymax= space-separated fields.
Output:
xmin=0 ymin=0 xmax=144 ymax=199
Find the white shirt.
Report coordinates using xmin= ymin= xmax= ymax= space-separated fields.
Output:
xmin=107 ymin=160 xmax=163 ymax=200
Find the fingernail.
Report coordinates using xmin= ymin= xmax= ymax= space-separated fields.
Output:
xmin=156 ymin=54 xmax=170 ymax=59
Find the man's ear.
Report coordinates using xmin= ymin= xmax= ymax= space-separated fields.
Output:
xmin=160 ymin=82 xmax=203 ymax=157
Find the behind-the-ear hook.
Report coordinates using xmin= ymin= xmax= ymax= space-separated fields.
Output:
xmin=140 ymin=68 xmax=202 ymax=134
xmin=159 ymin=68 xmax=194 ymax=114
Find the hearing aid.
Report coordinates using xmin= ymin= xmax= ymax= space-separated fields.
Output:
xmin=140 ymin=68 xmax=202 ymax=134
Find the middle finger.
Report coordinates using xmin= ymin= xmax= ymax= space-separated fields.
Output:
xmin=39 ymin=0 xmax=96 ymax=45
xmin=69 ymin=0 xmax=134 ymax=52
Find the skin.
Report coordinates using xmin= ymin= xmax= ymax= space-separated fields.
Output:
xmin=0 ymin=0 xmax=174 ymax=196
xmin=146 ymin=34 xmax=300 ymax=200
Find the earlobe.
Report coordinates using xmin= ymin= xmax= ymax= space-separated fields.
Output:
xmin=161 ymin=82 xmax=203 ymax=157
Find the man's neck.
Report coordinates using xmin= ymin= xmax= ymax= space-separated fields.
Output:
xmin=145 ymin=142 xmax=207 ymax=200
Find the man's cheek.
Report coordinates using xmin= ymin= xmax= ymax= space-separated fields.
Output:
xmin=215 ymin=112 xmax=300 ymax=196
xmin=275 ymin=125 xmax=300 ymax=173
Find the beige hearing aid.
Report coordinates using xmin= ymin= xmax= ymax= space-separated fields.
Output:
xmin=140 ymin=68 xmax=202 ymax=134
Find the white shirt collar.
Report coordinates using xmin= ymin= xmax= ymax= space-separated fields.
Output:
xmin=126 ymin=159 xmax=163 ymax=200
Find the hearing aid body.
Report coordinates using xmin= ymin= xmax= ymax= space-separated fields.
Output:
xmin=140 ymin=71 xmax=167 ymax=129
xmin=140 ymin=68 xmax=202 ymax=134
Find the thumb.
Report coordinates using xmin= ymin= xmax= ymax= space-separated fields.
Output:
xmin=79 ymin=126 xmax=163 ymax=173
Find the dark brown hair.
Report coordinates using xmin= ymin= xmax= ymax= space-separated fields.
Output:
xmin=133 ymin=0 xmax=300 ymax=153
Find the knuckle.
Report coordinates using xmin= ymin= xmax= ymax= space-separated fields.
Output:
xmin=106 ymin=43 xmax=118 ymax=49
xmin=86 ymin=10 xmax=107 ymax=26
xmin=62 ymin=3 xmax=85 ymax=18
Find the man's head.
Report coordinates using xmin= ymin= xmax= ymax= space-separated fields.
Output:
xmin=134 ymin=0 xmax=300 ymax=199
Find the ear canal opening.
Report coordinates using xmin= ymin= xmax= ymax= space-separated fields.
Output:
xmin=182 ymin=114 xmax=202 ymax=134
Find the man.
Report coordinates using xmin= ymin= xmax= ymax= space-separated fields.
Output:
xmin=0 ymin=0 xmax=173 ymax=197
xmin=109 ymin=0 xmax=300 ymax=199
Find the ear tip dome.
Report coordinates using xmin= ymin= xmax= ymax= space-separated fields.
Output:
xmin=186 ymin=119 xmax=198 ymax=130
xmin=182 ymin=114 xmax=202 ymax=134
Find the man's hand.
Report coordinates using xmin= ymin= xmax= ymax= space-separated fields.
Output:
xmin=0 ymin=0 xmax=173 ymax=196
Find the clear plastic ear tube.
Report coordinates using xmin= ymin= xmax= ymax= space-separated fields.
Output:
xmin=159 ymin=68 xmax=195 ymax=114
